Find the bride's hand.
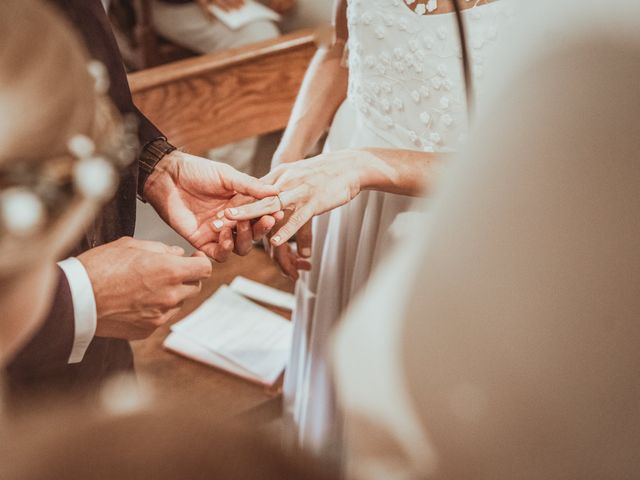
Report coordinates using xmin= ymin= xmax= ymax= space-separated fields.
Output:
xmin=264 ymin=218 xmax=313 ymax=280
xmin=223 ymin=150 xmax=365 ymax=246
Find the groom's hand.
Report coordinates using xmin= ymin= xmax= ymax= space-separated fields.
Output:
xmin=78 ymin=237 xmax=212 ymax=340
xmin=142 ymin=150 xmax=278 ymax=262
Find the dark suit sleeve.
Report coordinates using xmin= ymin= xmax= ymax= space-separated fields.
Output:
xmin=48 ymin=0 xmax=165 ymax=236
xmin=6 ymin=268 xmax=75 ymax=379
xmin=48 ymin=0 xmax=165 ymax=161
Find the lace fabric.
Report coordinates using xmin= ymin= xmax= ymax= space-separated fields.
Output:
xmin=345 ymin=0 xmax=514 ymax=152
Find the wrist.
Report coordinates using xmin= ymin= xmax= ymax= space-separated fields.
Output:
xmin=352 ymin=149 xmax=379 ymax=192
xmin=138 ymin=138 xmax=177 ymax=200
xmin=272 ymin=144 xmax=305 ymax=168
xmin=143 ymin=150 xmax=181 ymax=205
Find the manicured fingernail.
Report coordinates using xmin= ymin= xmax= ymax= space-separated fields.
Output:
xmin=228 ymin=208 xmax=239 ymax=216
xmin=213 ymin=220 xmax=224 ymax=230
xmin=216 ymin=210 xmax=225 ymax=219
xmin=272 ymin=235 xmax=281 ymax=244
xmin=301 ymin=248 xmax=311 ymax=257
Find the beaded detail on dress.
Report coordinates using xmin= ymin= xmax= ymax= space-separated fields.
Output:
xmin=346 ymin=0 xmax=514 ymax=152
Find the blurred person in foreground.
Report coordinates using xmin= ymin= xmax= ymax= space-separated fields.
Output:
xmin=0 ymin=393 xmax=332 ymax=480
xmin=151 ymin=0 xmax=296 ymax=54
xmin=0 ymin=5 xmax=329 ymax=480
xmin=0 ymin=0 xmax=127 ymax=371
xmin=4 ymin=0 xmax=278 ymax=406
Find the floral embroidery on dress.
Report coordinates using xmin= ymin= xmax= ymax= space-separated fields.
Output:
xmin=346 ymin=0 xmax=511 ymax=152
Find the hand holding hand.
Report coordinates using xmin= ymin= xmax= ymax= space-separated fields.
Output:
xmin=78 ymin=237 xmax=213 ymax=340
xmin=224 ymin=150 xmax=365 ymax=246
xmin=143 ymin=151 xmax=278 ymax=262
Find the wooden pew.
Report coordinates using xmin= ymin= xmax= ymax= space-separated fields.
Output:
xmin=127 ymin=28 xmax=326 ymax=423
xmin=130 ymin=27 xmax=326 ymax=154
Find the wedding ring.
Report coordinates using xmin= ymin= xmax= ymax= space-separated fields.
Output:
xmin=275 ymin=193 xmax=284 ymax=211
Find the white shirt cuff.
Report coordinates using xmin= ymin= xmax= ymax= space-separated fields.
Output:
xmin=58 ymin=257 xmax=97 ymax=364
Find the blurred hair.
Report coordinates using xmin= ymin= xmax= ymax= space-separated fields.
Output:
xmin=0 ymin=0 xmax=101 ymax=167
xmin=0 ymin=0 xmax=121 ymax=362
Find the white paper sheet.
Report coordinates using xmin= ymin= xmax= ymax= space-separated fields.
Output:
xmin=208 ymin=1 xmax=281 ymax=31
xmin=170 ymin=286 xmax=291 ymax=385
xmin=164 ymin=332 xmax=263 ymax=384
xmin=230 ymin=276 xmax=295 ymax=311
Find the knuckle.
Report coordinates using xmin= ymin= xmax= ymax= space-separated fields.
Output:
xmin=202 ymin=261 xmax=213 ymax=277
xmin=279 ymin=224 xmax=294 ymax=239
xmin=273 ymin=164 xmax=287 ymax=175
xmin=151 ymin=317 xmax=166 ymax=328
xmin=183 ymin=287 xmax=199 ymax=300
xmin=161 ymin=291 xmax=179 ymax=308
xmin=150 ymin=313 xmax=170 ymax=328
xmin=164 ymin=270 xmax=181 ymax=284
xmin=169 ymin=263 xmax=190 ymax=282
xmin=213 ymin=253 xmax=228 ymax=264
xmin=119 ymin=236 xmax=134 ymax=246
xmin=289 ymin=210 xmax=307 ymax=226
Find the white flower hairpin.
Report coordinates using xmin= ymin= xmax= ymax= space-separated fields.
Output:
xmin=0 ymin=188 xmax=45 ymax=237
xmin=87 ymin=60 xmax=110 ymax=95
xmin=68 ymin=133 xmax=117 ymax=201
xmin=0 ymin=60 xmax=138 ymax=238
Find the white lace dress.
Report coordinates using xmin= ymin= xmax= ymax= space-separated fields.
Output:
xmin=283 ymin=0 xmax=513 ymax=456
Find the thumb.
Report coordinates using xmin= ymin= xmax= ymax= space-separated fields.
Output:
xmin=226 ymin=170 xmax=279 ymax=199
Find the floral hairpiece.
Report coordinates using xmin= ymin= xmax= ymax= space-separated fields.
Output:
xmin=0 ymin=60 xmax=138 ymax=238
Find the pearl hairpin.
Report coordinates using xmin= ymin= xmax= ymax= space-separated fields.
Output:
xmin=73 ymin=155 xmax=117 ymax=200
xmin=68 ymin=133 xmax=96 ymax=159
xmin=0 ymin=187 xmax=45 ymax=236
xmin=0 ymin=60 xmax=133 ymax=239
xmin=87 ymin=60 xmax=110 ymax=95
xmin=67 ymin=134 xmax=117 ymax=201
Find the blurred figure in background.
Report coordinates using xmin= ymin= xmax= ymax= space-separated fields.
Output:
xmin=0 ymin=0 xmax=130 ymax=368
xmin=5 ymin=0 xmax=277 ymax=407
xmin=0 ymin=396 xmax=332 ymax=480
xmin=281 ymin=0 xmax=332 ymax=32
xmin=152 ymin=0 xmax=294 ymax=54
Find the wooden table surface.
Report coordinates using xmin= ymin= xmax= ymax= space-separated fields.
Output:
xmin=131 ymin=248 xmax=294 ymax=421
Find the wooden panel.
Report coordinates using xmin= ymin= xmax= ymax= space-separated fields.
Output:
xmin=129 ymin=28 xmax=322 ymax=154
xmin=131 ymin=248 xmax=294 ymax=421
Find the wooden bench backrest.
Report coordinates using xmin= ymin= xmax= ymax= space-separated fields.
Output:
xmin=129 ymin=28 xmax=324 ymax=155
